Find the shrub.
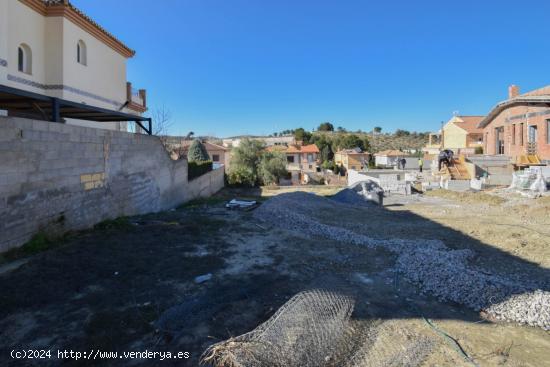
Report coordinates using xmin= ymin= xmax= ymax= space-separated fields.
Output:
xmin=187 ymin=139 xmax=210 ymax=162
xmin=227 ymin=165 xmax=257 ymax=186
xmin=258 ymin=152 xmax=287 ymax=185
xmin=1 ymin=231 xmax=64 ymax=264
xmin=321 ymin=160 xmax=336 ymax=171
xmin=188 ymin=160 xmax=213 ymax=180
xmin=474 ymin=146 xmax=483 ymax=154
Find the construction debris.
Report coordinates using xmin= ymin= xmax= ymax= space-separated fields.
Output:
xmin=225 ymin=199 xmax=258 ymax=210
xmin=201 ymin=290 xmax=437 ymax=367
xmin=509 ymin=167 xmax=547 ymax=197
xmin=201 ymin=289 xmax=358 ymax=367
xmin=194 ymin=273 xmax=213 ymax=284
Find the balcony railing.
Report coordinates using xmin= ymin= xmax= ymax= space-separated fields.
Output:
xmin=286 ymin=163 xmax=302 ymax=170
xmin=126 ymin=82 xmax=147 ymax=111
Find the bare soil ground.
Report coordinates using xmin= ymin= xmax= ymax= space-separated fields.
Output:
xmin=0 ymin=187 xmax=549 ymax=366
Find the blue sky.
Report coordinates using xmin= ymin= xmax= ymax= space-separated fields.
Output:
xmin=72 ymin=0 xmax=550 ymax=137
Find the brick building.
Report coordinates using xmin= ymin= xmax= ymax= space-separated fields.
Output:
xmin=479 ymin=85 xmax=550 ymax=163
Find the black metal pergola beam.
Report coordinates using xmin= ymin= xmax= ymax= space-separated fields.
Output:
xmin=0 ymin=84 xmax=152 ymax=134
xmin=135 ymin=118 xmax=152 ymax=135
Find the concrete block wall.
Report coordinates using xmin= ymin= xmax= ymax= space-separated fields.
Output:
xmin=467 ymin=155 xmax=514 ymax=185
xmin=0 ymin=117 xmax=224 ymax=252
xmin=188 ymin=166 xmax=225 ymax=199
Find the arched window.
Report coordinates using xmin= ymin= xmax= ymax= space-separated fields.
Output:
xmin=18 ymin=43 xmax=32 ymax=74
xmin=77 ymin=40 xmax=87 ymax=65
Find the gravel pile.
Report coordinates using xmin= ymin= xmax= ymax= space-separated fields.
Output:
xmin=254 ymin=192 xmax=550 ymax=330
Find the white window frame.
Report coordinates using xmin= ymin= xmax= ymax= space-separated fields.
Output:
xmin=18 ymin=44 xmax=32 ymax=74
xmin=77 ymin=40 xmax=87 ymax=66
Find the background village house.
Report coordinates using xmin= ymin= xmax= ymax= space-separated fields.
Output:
xmin=222 ymin=135 xmax=295 ymax=148
xmin=267 ymin=143 xmax=320 ymax=184
xmin=423 ymin=116 xmax=484 ymax=157
xmin=334 ymin=148 xmax=370 ymax=171
xmin=441 ymin=115 xmax=484 ymax=154
xmin=174 ymin=139 xmax=229 ymax=169
xmin=374 ymin=149 xmax=412 ymax=168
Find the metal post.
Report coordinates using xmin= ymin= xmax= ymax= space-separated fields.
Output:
xmin=147 ymin=118 xmax=152 ymax=135
xmin=51 ymin=98 xmax=60 ymax=122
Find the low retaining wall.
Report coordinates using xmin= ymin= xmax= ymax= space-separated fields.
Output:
xmin=467 ymin=155 xmax=514 ymax=185
xmin=188 ymin=166 xmax=225 ymax=199
xmin=0 ymin=117 xmax=224 ymax=252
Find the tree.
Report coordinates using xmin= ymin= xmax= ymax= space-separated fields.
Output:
xmin=258 ymin=152 xmax=287 ymax=185
xmin=321 ymin=144 xmax=334 ymax=162
xmin=231 ymin=138 xmax=265 ymax=172
xmin=317 ymin=122 xmax=334 ymax=132
xmin=227 ymin=138 xmax=265 ymax=186
xmin=373 ymin=126 xmax=382 ymax=133
xmin=310 ymin=134 xmax=332 ymax=160
xmin=337 ymin=126 xmax=347 ymax=133
xmin=294 ymin=128 xmax=312 ymax=144
xmin=228 ymin=138 xmax=288 ymax=186
xmin=364 ymin=137 xmax=372 ymax=151
xmin=395 ymin=129 xmax=411 ymax=137
xmin=144 ymin=105 xmax=174 ymax=154
xmin=187 ymin=139 xmax=210 ymax=162
xmin=151 ymin=105 xmax=173 ymax=136
xmin=337 ymin=134 xmax=365 ymax=151
xmin=227 ymin=166 xmax=256 ymax=186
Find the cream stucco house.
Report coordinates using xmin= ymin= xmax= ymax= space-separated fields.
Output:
xmin=442 ymin=115 xmax=484 ymax=153
xmin=423 ymin=116 xmax=485 ymax=157
xmin=0 ymin=0 xmax=150 ymax=132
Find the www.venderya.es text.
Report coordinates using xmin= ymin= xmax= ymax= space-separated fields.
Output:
xmin=11 ymin=349 xmax=190 ymax=361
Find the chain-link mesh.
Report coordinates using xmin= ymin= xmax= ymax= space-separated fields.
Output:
xmin=200 ymin=290 xmax=437 ymax=367
xmin=200 ymin=289 xmax=356 ymax=367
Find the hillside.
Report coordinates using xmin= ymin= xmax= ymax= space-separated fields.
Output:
xmin=217 ymin=130 xmax=430 ymax=154
xmin=367 ymin=132 xmax=429 ymax=153
xmin=310 ymin=131 xmax=429 ymax=153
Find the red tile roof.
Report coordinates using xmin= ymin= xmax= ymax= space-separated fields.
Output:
xmin=453 ymin=116 xmax=484 ymax=134
xmin=24 ymin=0 xmax=135 ymax=57
xmin=180 ymin=141 xmax=227 ymax=152
xmin=294 ymin=144 xmax=320 ymax=153
xmin=266 ymin=144 xmax=320 ymax=154
xmin=521 ymin=85 xmax=550 ymax=97
xmin=265 ymin=145 xmax=288 ymax=152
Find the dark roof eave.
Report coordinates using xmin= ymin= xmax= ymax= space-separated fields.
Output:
xmin=0 ymin=83 xmax=149 ymax=122
xmin=478 ymin=97 xmax=550 ymax=128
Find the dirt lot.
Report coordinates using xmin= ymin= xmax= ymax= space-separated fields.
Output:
xmin=0 ymin=187 xmax=549 ymax=366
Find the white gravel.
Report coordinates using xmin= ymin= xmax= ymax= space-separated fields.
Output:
xmin=254 ymin=192 xmax=550 ymax=330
